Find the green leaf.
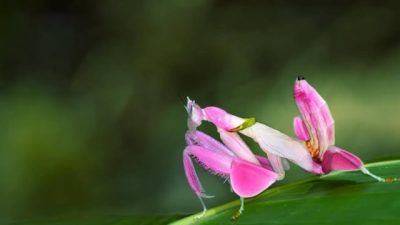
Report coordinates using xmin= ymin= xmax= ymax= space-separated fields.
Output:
xmin=171 ymin=160 xmax=400 ymax=225
xmin=10 ymin=215 xmax=185 ymax=225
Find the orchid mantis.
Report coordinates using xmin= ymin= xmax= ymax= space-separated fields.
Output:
xmin=183 ymin=77 xmax=384 ymax=219
xmin=183 ymin=100 xmax=278 ymax=218
xmin=186 ymin=78 xmax=384 ymax=181
xmin=293 ymin=76 xmax=384 ymax=181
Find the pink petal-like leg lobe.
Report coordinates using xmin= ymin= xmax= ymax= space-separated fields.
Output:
xmin=321 ymin=146 xmax=363 ymax=173
xmin=231 ymin=159 xmax=278 ymax=198
xmin=218 ymin=129 xmax=260 ymax=165
xmin=293 ymin=116 xmax=310 ymax=141
xmin=322 ymin=146 xmax=385 ymax=181
xmin=183 ymin=145 xmax=236 ymax=216
xmin=185 ymin=130 xmax=235 ymax=157
xmin=185 ymin=145 xmax=233 ymax=177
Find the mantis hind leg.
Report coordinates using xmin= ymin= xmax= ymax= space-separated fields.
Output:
xmin=360 ymin=167 xmax=385 ymax=182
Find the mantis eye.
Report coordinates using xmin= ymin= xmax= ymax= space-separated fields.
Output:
xmin=296 ymin=75 xmax=305 ymax=81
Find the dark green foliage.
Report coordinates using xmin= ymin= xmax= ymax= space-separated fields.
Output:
xmin=12 ymin=160 xmax=400 ymax=225
xmin=172 ymin=160 xmax=400 ymax=225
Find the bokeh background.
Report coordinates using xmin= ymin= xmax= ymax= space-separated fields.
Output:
xmin=1 ymin=0 xmax=400 ymax=223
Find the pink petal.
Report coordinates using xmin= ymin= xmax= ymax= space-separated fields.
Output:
xmin=321 ymin=146 xmax=363 ymax=173
xmin=293 ymin=78 xmax=335 ymax=156
xmin=218 ymin=129 xmax=260 ymax=165
xmin=293 ymin=116 xmax=310 ymax=141
xmin=231 ymin=159 xmax=278 ymax=198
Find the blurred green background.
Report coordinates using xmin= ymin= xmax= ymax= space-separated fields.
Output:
xmin=1 ymin=0 xmax=400 ymax=223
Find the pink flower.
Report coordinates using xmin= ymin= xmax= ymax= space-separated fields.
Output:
xmin=293 ymin=76 xmax=383 ymax=180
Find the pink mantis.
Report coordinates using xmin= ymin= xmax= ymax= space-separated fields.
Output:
xmin=182 ymin=77 xmax=384 ymax=218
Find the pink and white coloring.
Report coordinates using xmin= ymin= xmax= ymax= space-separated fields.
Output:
xmin=182 ymin=77 xmax=384 ymax=218
xmin=187 ymin=78 xmax=385 ymax=181
xmin=183 ymin=99 xmax=279 ymax=218
xmin=293 ymin=76 xmax=384 ymax=181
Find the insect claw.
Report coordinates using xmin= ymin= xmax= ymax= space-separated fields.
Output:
xmin=195 ymin=209 xmax=207 ymax=219
xmin=231 ymin=209 xmax=243 ymax=220
xmin=231 ymin=197 xmax=245 ymax=220
xmin=194 ymin=195 xmax=207 ymax=219
xmin=384 ymin=177 xmax=398 ymax=183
